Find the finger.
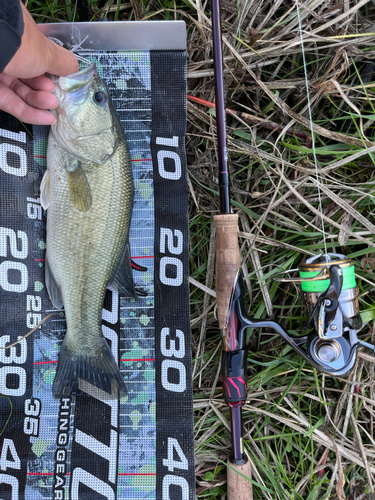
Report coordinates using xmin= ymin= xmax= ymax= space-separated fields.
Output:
xmin=21 ymin=75 xmax=55 ymax=93
xmin=26 ymin=89 xmax=58 ymax=111
xmin=6 ymin=77 xmax=58 ymax=110
xmin=44 ymin=39 xmax=79 ymax=76
xmin=0 ymin=82 xmax=56 ymax=126
xmin=0 ymin=74 xmax=58 ymax=109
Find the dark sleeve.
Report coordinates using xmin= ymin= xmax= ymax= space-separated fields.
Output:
xmin=0 ymin=0 xmax=24 ymax=73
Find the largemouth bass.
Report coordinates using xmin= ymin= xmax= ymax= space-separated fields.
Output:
xmin=41 ymin=62 xmax=135 ymax=399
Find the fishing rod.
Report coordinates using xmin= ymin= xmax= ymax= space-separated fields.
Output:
xmin=210 ymin=1 xmax=375 ymax=498
xmin=211 ymin=1 xmax=252 ymax=497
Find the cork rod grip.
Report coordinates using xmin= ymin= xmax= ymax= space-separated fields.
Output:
xmin=214 ymin=214 xmax=241 ymax=329
xmin=227 ymin=460 xmax=253 ymax=499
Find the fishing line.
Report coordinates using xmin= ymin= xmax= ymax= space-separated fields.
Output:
xmin=48 ymin=36 xmax=92 ymax=65
xmin=67 ymin=0 xmax=90 ymax=61
xmin=31 ymin=365 xmax=57 ymax=401
xmin=70 ymin=41 xmax=92 ymax=65
xmin=0 ymin=313 xmax=62 ymax=350
xmin=74 ymin=53 xmax=92 ymax=64
xmin=73 ymin=0 xmax=78 ymax=24
xmin=71 ymin=0 xmax=93 ymax=64
xmin=295 ymin=0 xmax=329 ymax=260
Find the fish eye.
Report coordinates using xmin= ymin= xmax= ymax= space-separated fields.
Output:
xmin=94 ymin=91 xmax=107 ymax=104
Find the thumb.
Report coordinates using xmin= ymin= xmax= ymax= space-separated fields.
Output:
xmin=44 ymin=40 xmax=79 ymax=76
xmin=4 ymin=3 xmax=80 ymax=80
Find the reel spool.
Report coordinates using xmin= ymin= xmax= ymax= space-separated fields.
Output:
xmin=299 ymin=254 xmax=360 ymax=335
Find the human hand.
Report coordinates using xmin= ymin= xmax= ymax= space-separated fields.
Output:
xmin=0 ymin=1 xmax=79 ymax=125
xmin=0 ymin=73 xmax=60 ymax=125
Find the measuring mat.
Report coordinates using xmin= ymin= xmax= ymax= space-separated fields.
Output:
xmin=0 ymin=22 xmax=194 ymax=500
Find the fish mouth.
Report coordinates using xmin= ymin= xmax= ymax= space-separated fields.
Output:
xmin=58 ymin=62 xmax=97 ymax=92
xmin=62 ymin=62 xmax=96 ymax=79
xmin=52 ymin=62 xmax=100 ymax=110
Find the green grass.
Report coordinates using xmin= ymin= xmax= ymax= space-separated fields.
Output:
xmin=25 ymin=0 xmax=375 ymax=498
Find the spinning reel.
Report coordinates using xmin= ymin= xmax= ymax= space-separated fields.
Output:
xmin=273 ymin=253 xmax=373 ymax=375
xmin=221 ymin=253 xmax=374 ymax=405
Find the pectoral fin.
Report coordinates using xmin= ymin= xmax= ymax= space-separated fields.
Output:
xmin=66 ymin=160 xmax=92 ymax=212
xmin=40 ymin=169 xmax=51 ymax=210
xmin=109 ymin=242 xmax=136 ymax=298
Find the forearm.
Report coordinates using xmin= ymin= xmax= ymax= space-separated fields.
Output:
xmin=0 ymin=0 xmax=24 ymax=73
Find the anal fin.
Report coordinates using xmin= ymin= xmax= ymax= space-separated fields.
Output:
xmin=45 ymin=255 xmax=64 ymax=309
xmin=109 ymin=241 xmax=136 ymax=298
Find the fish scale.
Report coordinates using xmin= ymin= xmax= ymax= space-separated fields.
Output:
xmin=41 ymin=62 xmax=135 ymax=398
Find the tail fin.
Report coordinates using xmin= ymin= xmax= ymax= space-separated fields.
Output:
xmin=52 ymin=337 xmax=127 ymax=399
